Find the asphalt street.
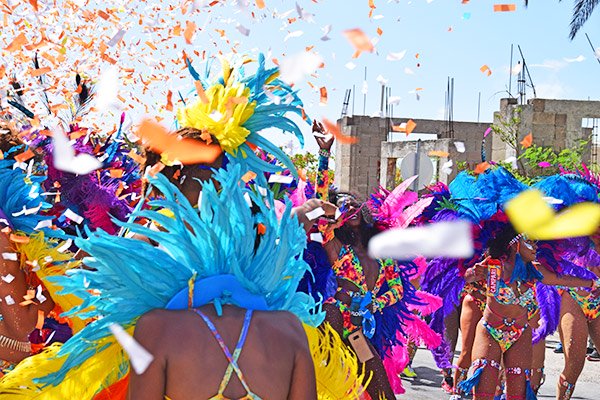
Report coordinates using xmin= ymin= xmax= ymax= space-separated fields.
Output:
xmin=399 ymin=333 xmax=599 ymax=400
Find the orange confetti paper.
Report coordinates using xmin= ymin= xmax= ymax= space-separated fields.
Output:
xmin=493 ymin=4 xmax=516 ymax=12
xmin=520 ymin=132 xmax=533 ymax=148
xmin=14 ymin=149 xmax=35 ymax=163
xmin=241 ymin=171 xmax=257 ymax=183
xmin=256 ymin=223 xmax=267 ymax=235
xmin=109 ymin=169 xmax=124 ymax=178
xmin=256 ymin=0 xmax=265 ymax=9
xmin=166 ymin=90 xmax=173 ymax=112
xmin=474 ymin=162 xmax=491 ymax=175
xmin=319 ymin=87 xmax=328 ymax=105
xmin=30 ymin=67 xmax=51 ymax=77
xmin=184 ymin=21 xmax=197 ymax=45
xmin=137 ymin=119 xmax=222 ymax=165
xmin=480 ymin=65 xmax=492 ymax=76
xmin=343 ymin=29 xmax=374 ymax=54
xmin=5 ymin=33 xmax=28 ymax=52
xmin=428 ymin=150 xmax=450 ymax=158
xmin=10 ymin=234 xmax=29 ymax=244
xmin=322 ymin=118 xmax=358 ymax=144
xmin=391 ymin=119 xmax=417 ymax=135
xmin=376 ymin=27 xmax=383 ymax=36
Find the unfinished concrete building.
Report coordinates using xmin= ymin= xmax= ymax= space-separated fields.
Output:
xmin=334 ymin=98 xmax=600 ymax=200
xmin=491 ymin=98 xmax=600 ymax=164
xmin=334 ymin=115 xmax=491 ymax=200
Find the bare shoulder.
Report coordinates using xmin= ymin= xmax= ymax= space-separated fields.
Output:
xmin=253 ymin=311 xmax=308 ymax=347
xmin=134 ymin=309 xmax=175 ymax=345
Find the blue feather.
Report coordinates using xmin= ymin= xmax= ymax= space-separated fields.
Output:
xmin=39 ymin=165 xmax=323 ymax=386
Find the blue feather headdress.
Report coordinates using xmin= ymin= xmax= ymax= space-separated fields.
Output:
xmin=0 ymin=160 xmax=51 ymax=233
xmin=40 ymin=164 xmax=323 ymax=384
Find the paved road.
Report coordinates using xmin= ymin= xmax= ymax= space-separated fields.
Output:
xmin=399 ymin=333 xmax=599 ymax=399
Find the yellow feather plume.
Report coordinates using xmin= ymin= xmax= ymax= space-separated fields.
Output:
xmin=0 ymin=339 xmax=127 ymax=399
xmin=304 ymin=324 xmax=371 ymax=400
xmin=16 ymin=233 xmax=87 ymax=333
xmin=176 ymin=82 xmax=256 ymax=155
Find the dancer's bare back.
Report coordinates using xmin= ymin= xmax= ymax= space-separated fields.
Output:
xmin=128 ymin=305 xmax=317 ymax=400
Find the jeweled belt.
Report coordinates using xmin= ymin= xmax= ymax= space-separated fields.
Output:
xmin=0 ymin=335 xmax=31 ymax=353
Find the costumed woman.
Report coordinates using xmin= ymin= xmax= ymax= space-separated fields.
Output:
xmin=313 ymin=122 xmax=422 ymax=400
xmin=0 ymin=54 xmax=367 ymax=400
xmin=459 ymin=222 xmax=600 ymax=400
xmin=532 ymin=167 xmax=600 ymax=400
xmin=0 ymin=152 xmax=56 ymax=371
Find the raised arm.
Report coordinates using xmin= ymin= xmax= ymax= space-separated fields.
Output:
xmin=313 ymin=120 xmax=334 ymax=202
xmin=535 ymin=262 xmax=599 ymax=288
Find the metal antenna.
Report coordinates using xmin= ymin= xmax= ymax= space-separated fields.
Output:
xmin=363 ymin=67 xmax=367 ymax=115
xmin=508 ymin=44 xmax=514 ymax=97
xmin=518 ymin=45 xmax=537 ymax=98
xmin=585 ymin=33 xmax=600 ymax=66
xmin=341 ymin=89 xmax=351 ymax=118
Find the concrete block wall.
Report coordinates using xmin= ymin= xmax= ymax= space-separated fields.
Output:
xmin=335 ymin=116 xmax=388 ymax=200
xmin=492 ymin=98 xmax=600 ymax=165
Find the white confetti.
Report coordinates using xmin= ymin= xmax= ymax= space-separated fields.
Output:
xmin=543 ymin=197 xmax=564 ymax=205
xmin=12 ymin=204 xmax=42 ymax=217
xmin=310 ymin=232 xmax=324 ymax=243
xmin=564 ymin=55 xmax=585 ymax=63
xmin=284 ymin=30 xmax=304 ymax=42
xmin=268 ymin=174 xmax=294 ymax=184
xmin=63 ymin=209 xmax=84 ymax=224
xmin=236 ymin=23 xmax=250 ymax=36
xmin=388 ymin=96 xmax=401 ymax=105
xmin=279 ymin=52 xmax=322 ymax=85
xmin=107 ymin=28 xmax=126 ymax=47
xmin=376 ymin=74 xmax=388 ymax=86
xmin=34 ymin=219 xmax=53 ymax=230
xmin=53 ymin=129 xmax=102 ymax=175
xmin=441 ymin=160 xmax=453 ymax=175
xmin=96 ymin=66 xmax=120 ymax=111
xmin=345 ymin=62 xmax=356 ymax=70
xmin=36 ymin=285 xmax=47 ymax=303
xmin=454 ymin=141 xmax=465 ymax=153
xmin=1 ymin=274 xmax=14 ymax=284
xmin=305 ymin=207 xmax=325 ymax=221
xmin=4 ymin=295 xmax=15 ymax=306
xmin=57 ymin=239 xmax=73 ymax=253
xmin=320 ymin=24 xmax=332 ymax=41
xmin=369 ymin=220 xmax=474 ymax=260
xmin=1 ymin=253 xmax=17 ymax=261
xmin=334 ymin=208 xmax=342 ymax=220
xmin=386 ymin=50 xmax=407 ymax=61
xmin=109 ymin=323 xmax=154 ymax=375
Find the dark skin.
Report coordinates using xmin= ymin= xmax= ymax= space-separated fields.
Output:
xmin=129 ymin=305 xmax=317 ymax=400
xmin=0 ymin=232 xmax=55 ymax=363
xmin=313 ymin=126 xmax=395 ymax=400
xmin=466 ymin=238 xmax=597 ymax=399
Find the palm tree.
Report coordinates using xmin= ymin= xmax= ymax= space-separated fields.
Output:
xmin=525 ymin=0 xmax=599 ymax=39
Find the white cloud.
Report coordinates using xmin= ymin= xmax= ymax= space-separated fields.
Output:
xmin=529 ymin=59 xmax=567 ymax=71
xmin=536 ymin=81 xmax=568 ymax=99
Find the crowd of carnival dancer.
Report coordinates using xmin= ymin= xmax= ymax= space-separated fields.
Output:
xmin=0 ymin=54 xmax=599 ymax=400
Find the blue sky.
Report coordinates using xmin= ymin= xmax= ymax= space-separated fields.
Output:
xmin=4 ymin=0 xmax=599 ymax=155
xmin=223 ymin=0 xmax=600 ymax=152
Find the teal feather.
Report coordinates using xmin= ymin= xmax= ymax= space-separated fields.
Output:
xmin=39 ymin=165 xmax=322 ymax=386
xmin=0 ymin=162 xmax=51 ymax=233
